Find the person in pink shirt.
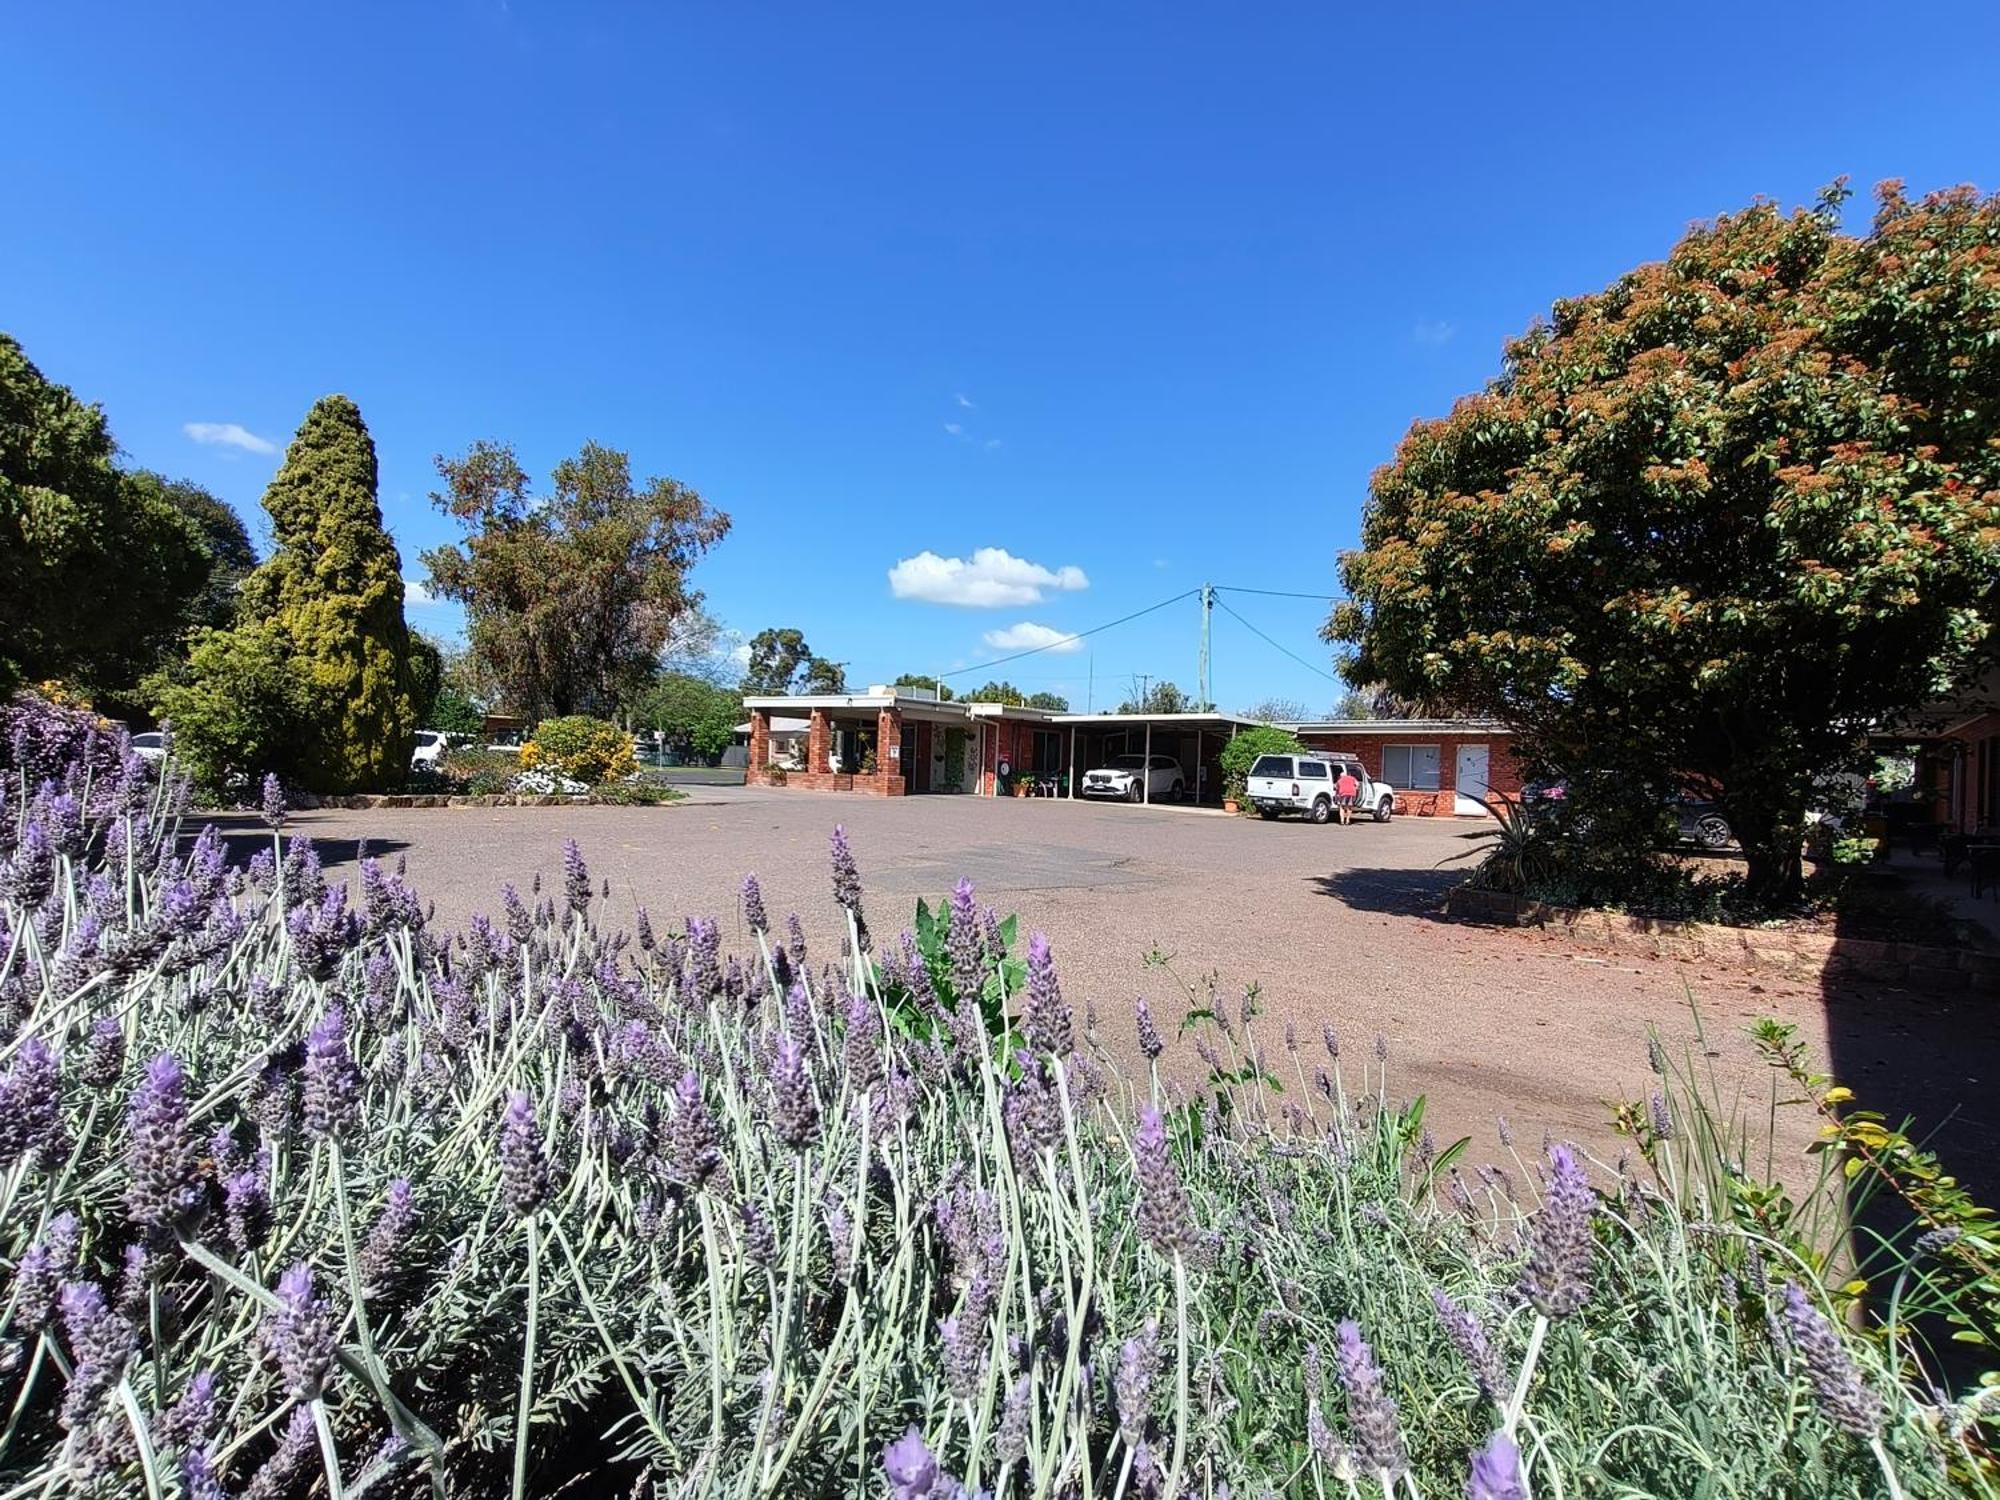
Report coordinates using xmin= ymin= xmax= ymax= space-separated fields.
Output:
xmin=1335 ymin=766 xmax=1360 ymax=824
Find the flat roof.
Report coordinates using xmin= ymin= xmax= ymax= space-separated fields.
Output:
xmin=1287 ymin=719 xmax=1513 ymax=735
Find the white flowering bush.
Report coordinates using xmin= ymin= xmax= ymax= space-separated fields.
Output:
xmin=0 ymin=739 xmax=1990 ymax=1498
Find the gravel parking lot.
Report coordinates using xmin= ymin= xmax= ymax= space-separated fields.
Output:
xmin=245 ymin=786 xmax=2000 ymax=1189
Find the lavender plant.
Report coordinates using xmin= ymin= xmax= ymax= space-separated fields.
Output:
xmin=0 ymin=737 xmax=1986 ymax=1498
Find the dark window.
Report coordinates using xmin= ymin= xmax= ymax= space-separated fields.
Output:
xmin=1249 ymin=755 xmax=1293 ymax=778
xmin=1298 ymin=761 xmax=1328 ymax=779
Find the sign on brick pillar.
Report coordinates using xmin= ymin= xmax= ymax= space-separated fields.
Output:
xmin=876 ymin=706 xmax=903 ymax=795
xmin=808 ymin=709 xmax=832 ymax=775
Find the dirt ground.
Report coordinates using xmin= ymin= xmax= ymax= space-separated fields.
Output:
xmin=215 ymin=786 xmax=2000 ymax=1197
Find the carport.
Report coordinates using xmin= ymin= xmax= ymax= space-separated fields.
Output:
xmin=1056 ymin=712 xmax=1259 ymax=806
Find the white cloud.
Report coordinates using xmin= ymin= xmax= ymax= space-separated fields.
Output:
xmin=955 ymin=393 xmax=975 ymax=408
xmin=183 ymin=421 xmax=277 ymax=455
xmin=983 ymin=438 xmax=1002 ymax=451
xmin=729 ymin=642 xmax=752 ymax=669
xmin=982 ymin=621 xmax=1083 ymax=654
xmin=1413 ymin=319 xmax=1457 ymax=347
xmin=887 ymin=547 xmax=1090 ymax=608
xmin=403 ymin=578 xmax=438 ymax=606
xmin=943 ymin=422 xmax=964 ymax=436
xmin=1153 ymin=557 xmax=1171 ymax=570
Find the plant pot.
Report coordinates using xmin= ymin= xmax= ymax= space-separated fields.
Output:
xmin=1224 ymin=798 xmax=1240 ymax=814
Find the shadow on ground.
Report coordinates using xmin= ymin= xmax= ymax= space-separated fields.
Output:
xmin=1308 ymin=866 xmax=1465 ymax=917
xmin=186 ymin=814 xmax=412 ymax=874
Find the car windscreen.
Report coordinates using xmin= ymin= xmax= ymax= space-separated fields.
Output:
xmin=1248 ymin=755 xmax=1292 ymax=778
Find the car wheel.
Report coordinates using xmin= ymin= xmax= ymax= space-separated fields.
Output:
xmin=1128 ymin=781 xmax=1144 ymax=804
xmin=1693 ymin=813 xmax=1733 ymax=849
xmin=1373 ymin=797 xmax=1392 ymax=823
xmin=1169 ymin=779 xmax=1184 ymax=803
xmin=1257 ymin=807 xmax=1278 ymax=820
xmin=1310 ymin=796 xmax=1331 ymax=825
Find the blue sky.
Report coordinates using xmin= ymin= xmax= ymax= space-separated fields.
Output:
xmin=7 ymin=3 xmax=1997 ymax=712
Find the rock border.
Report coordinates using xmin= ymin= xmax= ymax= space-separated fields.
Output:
xmin=314 ymin=793 xmax=681 ymax=810
xmin=1444 ymin=885 xmax=2000 ymax=993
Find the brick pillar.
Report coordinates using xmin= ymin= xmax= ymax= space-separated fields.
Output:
xmin=877 ymin=706 xmax=903 ymax=795
xmin=808 ymin=709 xmax=832 ymax=775
xmin=747 ymin=710 xmax=771 ymax=784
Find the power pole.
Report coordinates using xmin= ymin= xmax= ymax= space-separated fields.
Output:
xmin=1197 ymin=583 xmax=1214 ymax=710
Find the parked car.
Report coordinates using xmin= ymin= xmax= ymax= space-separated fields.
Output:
xmin=129 ymin=731 xmax=167 ymax=765
xmin=1246 ymin=753 xmax=1395 ymax=824
xmin=410 ymin=730 xmax=448 ymax=768
xmin=1524 ymin=781 xmax=1735 ymax=849
xmin=1081 ymin=753 xmax=1185 ymax=803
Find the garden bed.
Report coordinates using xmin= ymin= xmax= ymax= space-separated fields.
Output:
xmin=1446 ymin=884 xmax=2000 ymax=991
xmin=316 ymin=790 xmax=685 ymax=809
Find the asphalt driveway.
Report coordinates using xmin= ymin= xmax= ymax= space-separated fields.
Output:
xmin=238 ymin=786 xmax=2000 ymax=1191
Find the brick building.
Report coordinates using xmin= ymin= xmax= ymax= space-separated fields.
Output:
xmin=1290 ymin=719 xmax=1521 ymax=817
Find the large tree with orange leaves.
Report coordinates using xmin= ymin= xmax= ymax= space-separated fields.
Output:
xmin=1327 ymin=184 xmax=2000 ymax=902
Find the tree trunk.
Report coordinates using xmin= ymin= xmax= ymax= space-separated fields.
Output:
xmin=1732 ymin=795 xmax=1807 ymax=908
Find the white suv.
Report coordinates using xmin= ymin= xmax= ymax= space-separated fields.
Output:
xmin=1246 ymin=753 xmax=1395 ymax=824
xmin=1082 ymin=753 xmax=1185 ymax=803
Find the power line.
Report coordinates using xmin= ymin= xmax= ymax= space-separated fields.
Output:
xmin=1212 ymin=595 xmax=1343 ymax=684
xmin=1214 ymin=585 xmax=1341 ymax=602
xmin=937 ymin=588 xmax=1200 ymax=678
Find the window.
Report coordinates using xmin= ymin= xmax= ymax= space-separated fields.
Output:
xmin=1151 ymin=755 xmax=1180 ymax=771
xmin=1249 ymin=754 xmax=1293 ymax=778
xmin=1381 ymin=744 xmax=1441 ymax=790
xmin=1032 ymin=730 xmax=1062 ymax=777
xmin=1298 ymin=760 xmax=1328 ymax=780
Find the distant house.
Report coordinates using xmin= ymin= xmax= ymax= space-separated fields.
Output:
xmin=1287 ymin=720 xmax=1522 ymax=817
xmin=1893 ymin=666 xmax=2000 ymax=832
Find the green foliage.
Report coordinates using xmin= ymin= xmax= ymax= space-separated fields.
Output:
xmin=892 ymin=672 xmax=953 ymax=700
xmin=425 ymin=441 xmax=731 ymax=719
xmin=129 ymin=470 xmax=257 ymax=633
xmin=233 ymin=395 xmax=420 ymax=792
xmin=1239 ymin=696 xmax=1309 ymax=723
xmin=962 ymin=680 xmax=1069 ymax=710
xmin=586 ymin=771 xmax=688 ymax=805
xmin=738 ymin=626 xmax=847 ymax=696
xmin=941 ymin=726 xmax=968 ymax=791
xmin=1217 ymin=723 xmax=1304 ymax=801
xmin=429 ymin=682 xmax=486 ymax=737
xmin=629 ymin=671 xmax=738 ymax=761
xmin=521 ymin=714 xmax=636 ymax=784
xmin=0 ymin=335 xmax=212 ymax=695
xmin=433 ymin=744 xmax=520 ymax=795
xmin=146 ymin=621 xmax=317 ymax=788
xmin=1330 ymin=183 xmax=2000 ymax=906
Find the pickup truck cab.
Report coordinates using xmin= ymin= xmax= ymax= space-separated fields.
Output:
xmin=1246 ymin=753 xmax=1395 ymax=824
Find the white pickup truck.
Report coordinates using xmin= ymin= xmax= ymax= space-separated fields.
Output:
xmin=1246 ymin=752 xmax=1395 ymax=824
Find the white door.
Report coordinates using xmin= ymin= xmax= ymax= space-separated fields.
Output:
xmin=1454 ymin=744 xmax=1490 ymax=816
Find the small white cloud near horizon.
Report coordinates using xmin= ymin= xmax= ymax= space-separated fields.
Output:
xmin=403 ymin=578 xmax=438 ymax=607
xmin=184 ymin=421 xmax=277 ymax=455
xmin=888 ymin=547 xmax=1090 ymax=607
xmin=944 ymin=422 xmax=964 ymax=436
xmin=982 ymin=621 xmax=1083 ymax=655
xmin=955 ymin=393 xmax=975 ymax=408
xmin=1413 ymin=319 xmax=1457 ymax=347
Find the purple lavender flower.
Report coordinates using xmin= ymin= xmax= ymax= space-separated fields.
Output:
xmin=157 ymin=1370 xmax=221 ymax=1452
xmin=1135 ymin=996 xmax=1164 ymax=1061
xmin=245 ymin=1406 xmax=315 ymax=1500
xmin=829 ymin=825 xmax=869 ymax=949
xmin=1133 ymin=1105 xmax=1198 ymax=1257
xmin=260 ymin=772 xmax=287 ymax=830
xmin=843 ymin=990 xmax=885 ymax=1096
xmin=1334 ymin=1319 xmax=1406 ymax=1479
xmin=824 ymin=1195 xmax=854 ymax=1283
xmin=225 ymin=1161 xmax=272 ymax=1252
xmin=2 ymin=821 xmax=55 ymax=907
xmin=12 ymin=1212 xmax=80 ymax=1330
xmin=126 ymin=1052 xmax=202 ymax=1232
xmin=665 ymin=1071 xmax=722 ymax=1191
xmin=361 ymin=1178 xmax=416 ymax=1299
xmin=302 ymin=1005 xmax=362 ymax=1140
xmin=686 ymin=916 xmax=722 ymax=1000
xmin=182 ymin=1448 xmax=227 ymax=1500
xmin=502 ymin=884 xmax=532 ymax=944
xmin=741 ymin=874 xmax=769 ymax=935
xmin=945 ymin=878 xmax=984 ymax=1001
xmin=0 ymin=1037 xmax=61 ymax=1169
xmin=1003 ymin=1055 xmax=1061 ymax=1168
xmin=264 ymin=1262 xmax=336 ymax=1398
xmin=1648 ymin=1091 xmax=1673 ymax=1141
xmin=563 ymin=839 xmax=591 ymax=915
xmin=739 ymin=1201 xmax=777 ymax=1268
xmin=1115 ymin=1322 xmax=1162 ymax=1436
xmin=939 ymin=1314 xmax=983 ymax=1401
xmin=499 ymin=1090 xmax=550 ymax=1217
xmin=1781 ymin=1282 xmax=1885 ymax=1438
xmin=995 ymin=1377 xmax=1029 ymax=1463
xmin=768 ymin=1033 xmax=821 ymax=1149
xmin=1519 ymin=1144 xmax=1594 ymax=1319
xmin=58 ymin=1281 xmax=137 ymax=1428
xmin=1466 ymin=1431 xmax=1527 ymax=1500
xmin=882 ymin=1426 xmax=942 ymax=1500
xmin=1021 ymin=932 xmax=1073 ymax=1058
xmin=1432 ymin=1289 xmax=1507 ymax=1403
xmin=786 ymin=912 xmax=809 ymax=978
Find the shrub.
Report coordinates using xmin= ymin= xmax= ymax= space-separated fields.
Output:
xmin=145 ymin=620 xmax=318 ymax=792
xmin=520 ymin=714 xmax=635 ymax=784
xmin=589 ymin=771 xmax=687 ymax=806
xmin=1217 ymin=723 xmax=1305 ymax=804
xmin=0 ymin=689 xmax=127 ymax=784
xmin=0 ymin=746 xmax=1990 ymax=1495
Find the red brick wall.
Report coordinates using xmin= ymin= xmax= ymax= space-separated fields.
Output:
xmin=1294 ymin=731 xmax=1521 ymax=816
